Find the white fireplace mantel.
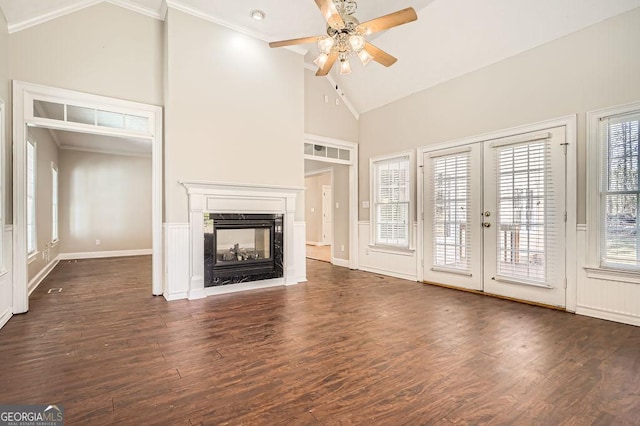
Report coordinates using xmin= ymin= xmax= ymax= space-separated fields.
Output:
xmin=180 ymin=180 xmax=303 ymax=299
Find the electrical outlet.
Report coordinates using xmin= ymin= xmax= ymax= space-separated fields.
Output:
xmin=341 ymin=245 xmax=345 ymax=252
xmin=324 ymin=95 xmax=328 ymax=103
xmin=311 ymin=207 xmax=315 ymax=213
xmin=335 ymin=202 xmax=339 ymax=209
xmin=335 ymin=98 xmax=340 ymax=106
xmin=362 ymin=201 xmax=370 ymax=209
xmin=96 ymin=239 xmax=101 ymax=245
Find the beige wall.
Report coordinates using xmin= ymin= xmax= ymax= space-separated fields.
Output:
xmin=305 ymin=160 xmax=350 ymax=261
xmin=304 ymin=171 xmax=331 ymax=243
xmin=0 ymin=8 xmax=11 ymax=224
xmin=304 ymin=69 xmax=358 ymax=142
xmin=358 ymin=8 xmax=640 ymax=223
xmin=59 ymin=150 xmax=151 ymax=254
xmin=164 ymin=9 xmax=305 ymax=223
xmin=8 ymin=2 xmax=163 ymax=106
xmin=27 ymin=128 xmax=59 ymax=281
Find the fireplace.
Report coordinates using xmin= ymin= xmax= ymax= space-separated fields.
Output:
xmin=204 ymin=213 xmax=284 ymax=286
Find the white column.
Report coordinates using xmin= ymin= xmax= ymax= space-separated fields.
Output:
xmin=284 ymin=194 xmax=298 ymax=285
xmin=188 ymin=192 xmax=206 ymax=299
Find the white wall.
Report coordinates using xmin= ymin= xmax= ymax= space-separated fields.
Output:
xmin=26 ymin=127 xmax=59 ymax=283
xmin=164 ymin=9 xmax=304 ymax=224
xmin=358 ymin=8 xmax=640 ymax=223
xmin=58 ymin=150 xmax=152 ymax=254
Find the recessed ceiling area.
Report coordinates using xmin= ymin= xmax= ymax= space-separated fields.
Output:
xmin=33 ymin=127 xmax=152 ymax=157
xmin=2 ymin=0 xmax=639 ymax=113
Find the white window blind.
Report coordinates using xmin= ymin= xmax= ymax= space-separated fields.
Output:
xmin=52 ymin=164 xmax=59 ymax=242
xmin=373 ymin=155 xmax=410 ymax=247
xmin=27 ymin=140 xmax=36 ymax=254
xmin=600 ymin=111 xmax=640 ymax=269
xmin=431 ymin=152 xmax=471 ymax=272
xmin=495 ymin=141 xmax=558 ymax=284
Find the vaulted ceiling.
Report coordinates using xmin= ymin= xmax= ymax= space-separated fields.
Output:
xmin=1 ymin=0 xmax=639 ymax=114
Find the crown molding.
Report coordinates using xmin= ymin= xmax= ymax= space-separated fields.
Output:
xmin=165 ymin=0 xmax=306 ymax=55
xmin=60 ymin=144 xmax=152 ymax=158
xmin=7 ymin=0 xmax=164 ymax=33
xmin=7 ymin=0 xmax=102 ymax=33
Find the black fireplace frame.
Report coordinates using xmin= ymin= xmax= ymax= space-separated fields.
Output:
xmin=204 ymin=213 xmax=284 ymax=287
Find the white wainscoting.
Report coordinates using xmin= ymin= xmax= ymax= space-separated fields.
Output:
xmin=295 ymin=222 xmax=307 ymax=283
xmin=358 ymin=221 xmax=418 ymax=282
xmin=0 ymin=226 xmax=13 ymax=330
xmin=28 ymin=257 xmax=60 ymax=296
xmin=164 ymin=223 xmax=190 ymax=301
xmin=576 ymin=225 xmax=640 ymax=326
xmin=58 ymin=249 xmax=152 ymax=260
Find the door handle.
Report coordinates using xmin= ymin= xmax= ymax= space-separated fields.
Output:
xmin=482 ymin=222 xmax=491 ymax=228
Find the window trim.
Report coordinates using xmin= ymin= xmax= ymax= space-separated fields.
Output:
xmin=51 ymin=162 xmax=59 ymax=244
xmin=587 ymin=100 xmax=640 ymax=281
xmin=369 ymin=150 xmax=415 ymax=252
xmin=26 ymin=137 xmax=37 ymax=256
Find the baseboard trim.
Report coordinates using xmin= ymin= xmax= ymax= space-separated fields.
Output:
xmin=576 ymin=305 xmax=640 ymax=327
xmin=332 ymin=258 xmax=350 ymax=268
xmin=59 ymin=249 xmax=152 ymax=260
xmin=0 ymin=307 xmax=11 ymax=329
xmin=358 ymin=265 xmax=417 ymax=282
xmin=163 ymin=291 xmax=188 ymax=301
xmin=28 ymin=257 xmax=60 ymax=295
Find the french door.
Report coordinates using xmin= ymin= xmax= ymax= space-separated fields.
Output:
xmin=423 ymin=127 xmax=567 ymax=307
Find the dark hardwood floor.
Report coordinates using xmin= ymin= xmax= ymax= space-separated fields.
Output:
xmin=0 ymin=256 xmax=639 ymax=425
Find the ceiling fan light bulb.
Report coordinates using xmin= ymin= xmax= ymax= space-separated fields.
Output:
xmin=314 ymin=53 xmax=329 ymax=68
xmin=348 ymin=35 xmax=366 ymax=52
xmin=340 ymin=59 xmax=352 ymax=75
xmin=358 ymin=49 xmax=373 ymax=66
xmin=317 ymin=36 xmax=335 ymax=54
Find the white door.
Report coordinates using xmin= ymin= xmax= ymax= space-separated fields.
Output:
xmin=322 ymin=185 xmax=332 ymax=245
xmin=423 ymin=127 xmax=567 ymax=307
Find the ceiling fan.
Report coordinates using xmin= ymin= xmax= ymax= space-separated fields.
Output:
xmin=269 ymin=0 xmax=418 ymax=76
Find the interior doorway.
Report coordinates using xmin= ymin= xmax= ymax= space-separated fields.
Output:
xmin=12 ymin=82 xmax=163 ymax=314
xmin=419 ymin=121 xmax=577 ymax=309
xmin=305 ymin=168 xmax=333 ymax=262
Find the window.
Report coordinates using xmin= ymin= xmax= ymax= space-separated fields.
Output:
xmin=27 ymin=139 xmax=37 ymax=255
xmin=588 ymin=100 xmax=640 ymax=271
xmin=371 ymin=152 xmax=413 ymax=249
xmin=52 ymin=163 xmax=58 ymax=243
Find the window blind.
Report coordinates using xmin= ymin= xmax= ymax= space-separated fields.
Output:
xmin=374 ymin=156 xmax=410 ymax=247
xmin=431 ymin=152 xmax=471 ymax=272
xmin=600 ymin=111 xmax=640 ymax=269
xmin=494 ymin=140 xmax=558 ymax=284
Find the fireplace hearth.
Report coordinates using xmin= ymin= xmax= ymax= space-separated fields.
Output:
xmin=204 ymin=213 xmax=284 ymax=286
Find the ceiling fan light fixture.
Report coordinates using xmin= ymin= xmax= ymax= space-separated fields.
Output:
xmin=314 ymin=53 xmax=329 ymax=68
xmin=250 ymin=10 xmax=266 ymax=21
xmin=317 ymin=36 xmax=335 ymax=54
xmin=348 ymin=35 xmax=365 ymax=52
xmin=339 ymin=59 xmax=352 ymax=75
xmin=358 ymin=49 xmax=373 ymax=66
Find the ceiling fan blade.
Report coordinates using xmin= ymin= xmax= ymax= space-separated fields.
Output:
xmin=314 ymin=0 xmax=345 ymax=30
xmin=316 ymin=52 xmax=338 ymax=76
xmin=363 ymin=42 xmax=397 ymax=67
xmin=269 ymin=35 xmax=324 ymax=48
xmin=358 ymin=7 xmax=418 ymax=35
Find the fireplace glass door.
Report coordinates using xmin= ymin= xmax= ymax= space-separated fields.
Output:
xmin=216 ymin=227 xmax=271 ymax=263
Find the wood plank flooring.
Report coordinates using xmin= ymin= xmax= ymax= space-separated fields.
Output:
xmin=0 ymin=256 xmax=639 ymax=425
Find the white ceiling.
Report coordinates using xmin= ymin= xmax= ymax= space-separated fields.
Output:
xmin=2 ymin=0 xmax=639 ymax=113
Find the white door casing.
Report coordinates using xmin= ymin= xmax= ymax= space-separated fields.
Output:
xmin=421 ymin=123 xmax=571 ymax=308
xmin=322 ymin=185 xmax=332 ymax=245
